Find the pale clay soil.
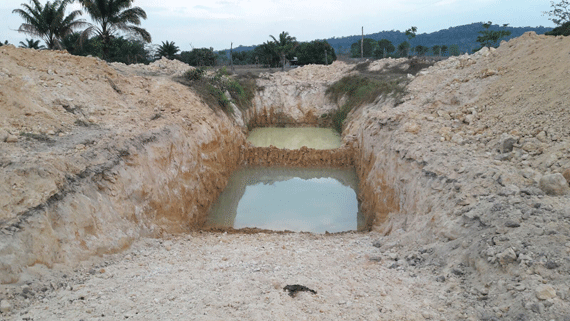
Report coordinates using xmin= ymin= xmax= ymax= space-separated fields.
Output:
xmin=1 ymin=32 xmax=570 ymax=321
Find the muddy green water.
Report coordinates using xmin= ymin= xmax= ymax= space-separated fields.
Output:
xmin=247 ymin=127 xmax=341 ymax=149
xmin=206 ymin=167 xmax=363 ymax=233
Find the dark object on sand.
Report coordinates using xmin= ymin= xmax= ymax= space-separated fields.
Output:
xmin=283 ymin=284 xmax=317 ymax=297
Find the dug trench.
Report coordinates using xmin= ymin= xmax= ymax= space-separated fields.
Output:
xmin=2 ymin=33 xmax=570 ymax=320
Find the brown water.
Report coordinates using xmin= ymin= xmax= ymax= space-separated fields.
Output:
xmin=206 ymin=167 xmax=362 ymax=233
xmin=247 ymin=127 xmax=341 ymax=149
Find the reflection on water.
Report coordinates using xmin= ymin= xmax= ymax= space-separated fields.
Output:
xmin=247 ymin=127 xmax=341 ymax=150
xmin=206 ymin=167 xmax=362 ymax=233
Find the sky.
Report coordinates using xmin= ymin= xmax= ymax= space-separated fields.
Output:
xmin=1 ymin=0 xmax=556 ymax=51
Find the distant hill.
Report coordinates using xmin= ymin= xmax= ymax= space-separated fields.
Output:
xmin=221 ymin=23 xmax=552 ymax=55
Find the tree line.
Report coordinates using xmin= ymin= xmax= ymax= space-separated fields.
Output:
xmin=6 ymin=0 xmax=570 ymax=67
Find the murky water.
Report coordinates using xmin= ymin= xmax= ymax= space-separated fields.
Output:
xmin=206 ymin=167 xmax=362 ymax=233
xmin=247 ymin=127 xmax=341 ymax=150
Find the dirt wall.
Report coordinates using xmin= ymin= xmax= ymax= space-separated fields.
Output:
xmin=0 ymin=122 xmax=245 ymax=284
xmin=240 ymin=145 xmax=354 ymax=168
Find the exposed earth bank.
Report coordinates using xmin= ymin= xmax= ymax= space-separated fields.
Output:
xmin=1 ymin=32 xmax=570 ymax=320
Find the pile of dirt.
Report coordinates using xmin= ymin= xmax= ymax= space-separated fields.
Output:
xmin=343 ymin=31 xmax=570 ymax=320
xmin=111 ymin=56 xmax=194 ymax=77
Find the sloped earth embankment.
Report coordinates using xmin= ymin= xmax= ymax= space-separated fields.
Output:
xmin=0 ymin=47 xmax=246 ymax=283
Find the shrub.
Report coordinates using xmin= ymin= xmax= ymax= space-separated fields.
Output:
xmin=184 ymin=68 xmax=205 ymax=81
xmin=177 ymin=68 xmax=257 ymax=114
xmin=326 ymin=75 xmax=405 ymax=132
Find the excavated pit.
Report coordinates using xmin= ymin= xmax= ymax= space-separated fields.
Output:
xmin=205 ymin=166 xmax=362 ymax=233
xmin=204 ymin=125 xmax=366 ymax=233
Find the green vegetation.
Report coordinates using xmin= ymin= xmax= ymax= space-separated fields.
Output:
xmin=431 ymin=45 xmax=441 ymax=56
xmin=64 ymin=32 xmax=150 ymax=64
xmin=475 ymin=22 xmax=512 ymax=49
xmin=179 ymin=68 xmax=257 ymax=114
xmin=78 ymin=0 xmax=151 ymax=59
xmin=414 ymin=45 xmax=429 ymax=56
xmin=350 ymin=38 xmax=377 ymax=58
xmin=543 ymin=0 xmax=570 ymax=26
xmin=326 ymin=75 xmax=406 ymax=132
xmin=269 ymin=31 xmax=298 ymax=71
xmin=397 ymin=41 xmax=410 ymax=57
xmin=156 ymin=41 xmax=179 ymax=60
xmin=178 ymin=48 xmax=217 ymax=66
xmin=374 ymin=39 xmax=395 ymax=58
xmin=546 ymin=21 xmax=570 ymax=36
xmin=449 ymin=44 xmax=460 ymax=56
xmin=405 ymin=26 xmax=418 ymax=40
xmin=544 ymin=2 xmax=570 ymax=36
xmin=19 ymin=38 xmax=45 ymax=49
xmin=12 ymin=0 xmax=85 ymax=49
xmin=294 ymin=40 xmax=336 ymax=65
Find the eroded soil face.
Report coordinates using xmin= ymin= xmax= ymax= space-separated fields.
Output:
xmin=1 ymin=32 xmax=570 ymax=320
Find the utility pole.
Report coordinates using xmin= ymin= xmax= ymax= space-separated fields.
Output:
xmin=361 ymin=26 xmax=364 ymax=59
xmin=325 ymin=49 xmax=328 ymax=65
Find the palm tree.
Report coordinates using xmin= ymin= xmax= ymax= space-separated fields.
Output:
xmin=269 ymin=31 xmax=298 ymax=71
xmin=78 ymin=0 xmax=151 ymax=59
xmin=156 ymin=41 xmax=179 ymax=60
xmin=19 ymin=38 xmax=46 ymax=49
xmin=12 ymin=0 xmax=85 ymax=50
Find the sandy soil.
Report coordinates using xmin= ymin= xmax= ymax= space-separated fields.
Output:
xmin=5 ymin=232 xmax=456 ymax=321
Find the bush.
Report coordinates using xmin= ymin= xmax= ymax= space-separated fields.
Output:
xmin=545 ymin=21 xmax=570 ymax=36
xmin=184 ymin=68 xmax=205 ymax=81
xmin=177 ymin=68 xmax=257 ymax=114
xmin=178 ymin=48 xmax=217 ymax=66
xmin=326 ymin=75 xmax=405 ymax=132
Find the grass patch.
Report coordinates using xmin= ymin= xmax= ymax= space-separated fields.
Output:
xmin=177 ymin=68 xmax=257 ymax=114
xmin=326 ymin=75 xmax=406 ymax=133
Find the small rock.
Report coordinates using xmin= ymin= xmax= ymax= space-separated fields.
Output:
xmin=563 ymin=169 xmax=570 ymax=184
xmin=436 ymin=275 xmax=446 ymax=282
xmin=528 ymin=302 xmax=544 ymax=314
xmin=47 ymin=130 xmax=55 ymax=135
xmin=451 ymin=133 xmax=464 ymax=145
xmin=88 ymin=116 xmax=97 ymax=123
xmin=500 ymin=133 xmax=517 ymax=153
xmin=499 ymin=185 xmax=519 ymax=196
xmin=539 ymin=173 xmax=569 ymax=196
xmin=505 ymin=221 xmax=520 ymax=228
xmin=520 ymin=187 xmax=544 ymax=196
xmin=535 ymin=285 xmax=556 ymax=300
xmin=522 ymin=141 xmax=540 ymax=153
xmin=451 ymin=268 xmax=464 ymax=276
xmin=536 ymin=131 xmax=547 ymax=143
xmin=495 ymin=153 xmax=512 ymax=161
xmin=497 ymin=248 xmax=517 ymax=266
xmin=5 ymin=135 xmax=18 ymax=143
xmin=403 ymin=122 xmax=420 ymax=134
xmin=368 ymin=256 xmax=382 ymax=262
xmin=372 ymin=240 xmax=382 ymax=248
xmin=0 ymin=299 xmax=11 ymax=313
